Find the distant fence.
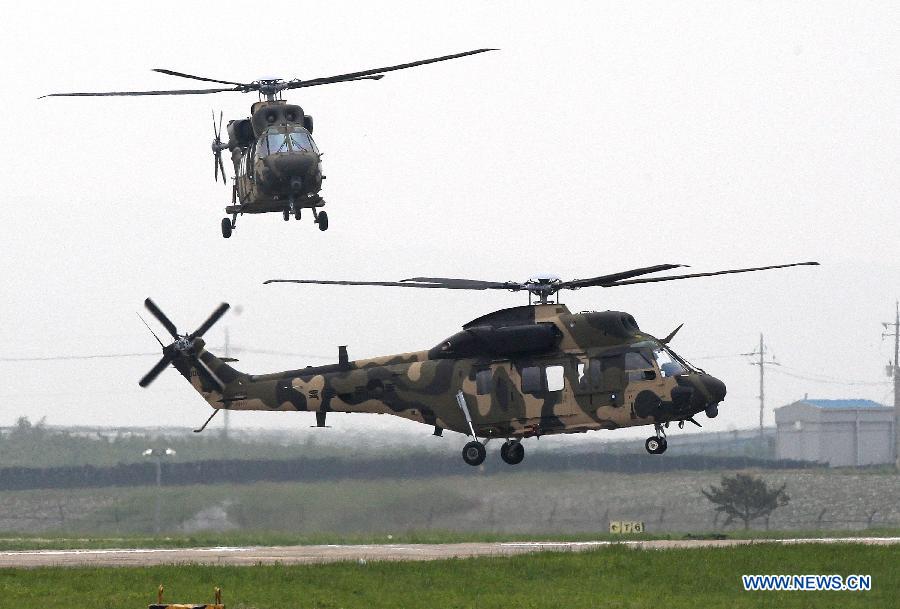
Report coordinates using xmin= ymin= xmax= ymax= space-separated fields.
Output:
xmin=0 ymin=453 xmax=818 ymax=492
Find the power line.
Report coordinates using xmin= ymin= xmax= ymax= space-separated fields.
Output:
xmin=0 ymin=346 xmax=333 ymax=363
xmin=767 ymin=366 xmax=890 ymax=387
xmin=0 ymin=352 xmax=158 ymax=362
xmin=695 ymin=351 xmax=890 ymax=387
xmin=229 ymin=346 xmax=332 ymax=359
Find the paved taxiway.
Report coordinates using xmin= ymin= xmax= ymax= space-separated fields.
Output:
xmin=1 ymin=538 xmax=898 ymax=568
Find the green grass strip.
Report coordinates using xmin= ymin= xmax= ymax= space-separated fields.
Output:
xmin=0 ymin=544 xmax=897 ymax=608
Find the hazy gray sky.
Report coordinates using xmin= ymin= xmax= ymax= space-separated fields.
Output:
xmin=1 ymin=2 xmax=897 ymax=446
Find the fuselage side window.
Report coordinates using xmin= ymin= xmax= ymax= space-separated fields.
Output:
xmin=521 ymin=366 xmax=542 ymax=393
xmin=545 ymin=365 xmax=565 ymax=392
xmin=577 ymin=362 xmax=588 ymax=387
xmin=476 ymin=369 xmax=493 ymax=395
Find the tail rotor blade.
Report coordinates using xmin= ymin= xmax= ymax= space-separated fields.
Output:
xmin=144 ymin=298 xmax=178 ymax=338
xmin=195 ymin=355 xmax=225 ymax=392
xmin=139 ymin=354 xmax=175 ymax=387
xmin=217 ymin=154 xmax=226 ymax=184
xmin=190 ymin=303 xmax=230 ymax=338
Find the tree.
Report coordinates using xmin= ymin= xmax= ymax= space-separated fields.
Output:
xmin=701 ymin=473 xmax=789 ymax=530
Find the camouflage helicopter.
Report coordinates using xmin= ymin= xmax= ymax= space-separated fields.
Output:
xmin=138 ymin=261 xmax=817 ymax=466
xmin=40 ymin=49 xmax=495 ymax=238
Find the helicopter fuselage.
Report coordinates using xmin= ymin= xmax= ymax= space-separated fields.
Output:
xmin=226 ymin=101 xmax=324 ymax=217
xmin=173 ymin=304 xmax=727 ymax=444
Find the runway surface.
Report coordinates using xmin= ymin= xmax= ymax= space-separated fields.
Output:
xmin=1 ymin=537 xmax=898 ymax=568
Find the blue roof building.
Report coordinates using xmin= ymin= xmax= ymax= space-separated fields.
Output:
xmin=775 ymin=398 xmax=894 ymax=466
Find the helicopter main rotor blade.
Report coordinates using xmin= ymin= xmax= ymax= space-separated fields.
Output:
xmin=190 ymin=303 xmax=230 ymax=339
xmin=39 ymin=87 xmax=239 ymax=99
xmin=293 ymin=75 xmax=385 ymax=89
xmin=153 ymin=68 xmax=249 ymax=87
xmin=560 ymin=264 xmax=687 ymax=290
xmin=144 ymin=298 xmax=178 ymax=338
xmin=601 ymin=262 xmax=820 ymax=288
xmin=287 ymin=48 xmax=497 ymax=89
xmin=402 ymin=277 xmax=518 ymax=290
xmin=265 ymin=278 xmax=501 ymax=290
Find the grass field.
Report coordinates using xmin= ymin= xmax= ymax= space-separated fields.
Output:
xmin=0 ymin=544 xmax=897 ymax=608
xmin=3 ymin=469 xmax=899 ymax=537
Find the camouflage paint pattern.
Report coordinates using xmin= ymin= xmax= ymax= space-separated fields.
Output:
xmin=171 ymin=304 xmax=726 ymax=439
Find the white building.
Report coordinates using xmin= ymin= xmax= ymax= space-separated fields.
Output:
xmin=775 ymin=399 xmax=895 ymax=467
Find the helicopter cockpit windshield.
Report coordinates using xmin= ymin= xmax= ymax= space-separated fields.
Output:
xmin=289 ymin=131 xmax=316 ymax=153
xmin=654 ymin=344 xmax=697 ymax=377
xmin=257 ymin=130 xmax=318 ymax=158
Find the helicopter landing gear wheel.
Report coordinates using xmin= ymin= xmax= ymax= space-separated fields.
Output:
xmin=500 ymin=440 xmax=524 ymax=465
xmin=283 ymin=209 xmax=290 ymax=221
xmin=294 ymin=207 xmax=302 ymax=220
xmin=645 ymin=436 xmax=668 ymax=455
xmin=316 ymin=210 xmax=329 ymax=231
xmin=221 ymin=217 xmax=232 ymax=239
xmin=705 ymin=404 xmax=719 ymax=418
xmin=462 ymin=440 xmax=486 ymax=466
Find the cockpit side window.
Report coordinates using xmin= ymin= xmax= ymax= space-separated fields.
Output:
xmin=624 ymin=351 xmax=656 ymax=381
xmin=655 ymin=345 xmax=689 ymax=377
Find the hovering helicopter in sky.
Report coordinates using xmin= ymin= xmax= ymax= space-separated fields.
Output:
xmin=138 ymin=261 xmax=817 ymax=466
xmin=41 ymin=49 xmax=495 ymax=238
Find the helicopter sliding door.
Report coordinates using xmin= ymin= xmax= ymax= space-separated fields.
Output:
xmin=481 ymin=360 xmax=580 ymax=435
xmin=574 ymin=355 xmax=626 ymax=408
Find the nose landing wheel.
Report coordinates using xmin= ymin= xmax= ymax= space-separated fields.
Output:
xmin=644 ymin=436 xmax=668 ymax=454
xmin=645 ymin=423 xmax=668 ymax=454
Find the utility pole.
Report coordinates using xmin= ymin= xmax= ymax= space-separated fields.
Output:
xmin=743 ymin=334 xmax=779 ymax=455
xmin=222 ymin=327 xmax=230 ymax=441
xmin=882 ymin=301 xmax=900 ymax=470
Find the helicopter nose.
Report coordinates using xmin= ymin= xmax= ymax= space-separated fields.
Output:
xmin=702 ymin=374 xmax=727 ymax=404
xmin=267 ymin=152 xmax=316 ymax=177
